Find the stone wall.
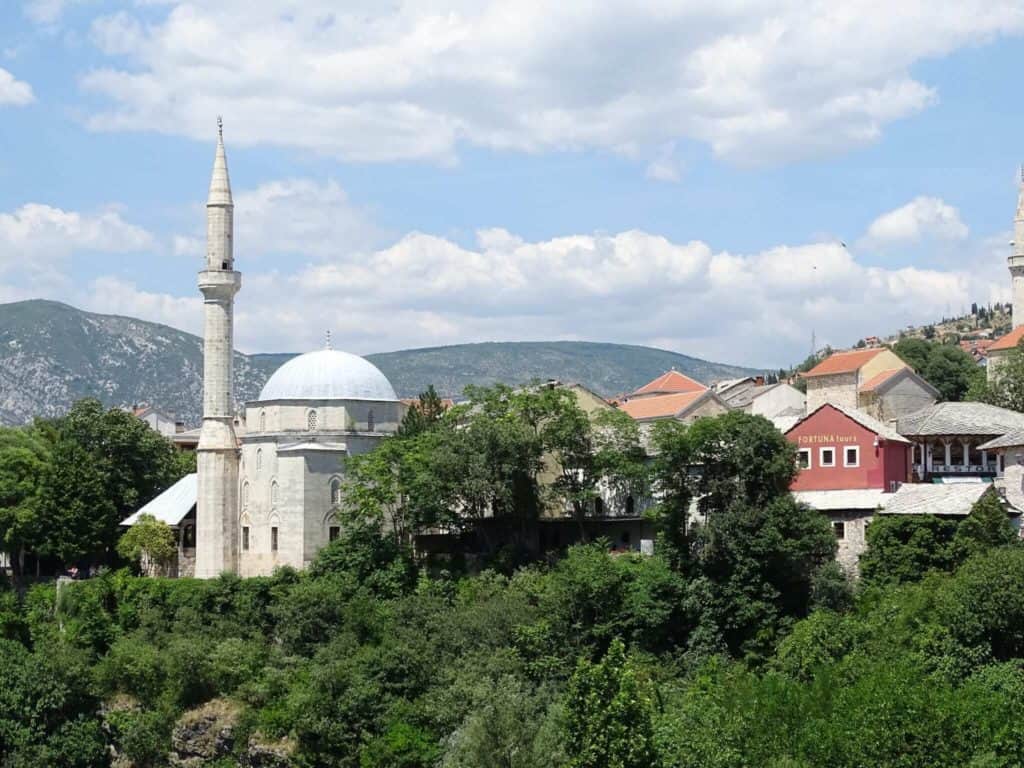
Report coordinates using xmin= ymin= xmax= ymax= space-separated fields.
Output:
xmin=806 ymin=372 xmax=858 ymax=413
xmin=828 ymin=509 xmax=874 ymax=573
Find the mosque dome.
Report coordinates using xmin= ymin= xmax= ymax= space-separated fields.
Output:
xmin=258 ymin=349 xmax=398 ymax=402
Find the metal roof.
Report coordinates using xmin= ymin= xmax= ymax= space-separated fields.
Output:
xmin=121 ymin=473 xmax=197 ymax=527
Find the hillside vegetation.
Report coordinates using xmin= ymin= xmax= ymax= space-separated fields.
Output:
xmin=0 ymin=300 xmax=757 ymax=426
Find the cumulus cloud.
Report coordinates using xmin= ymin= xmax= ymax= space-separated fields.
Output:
xmin=0 ymin=68 xmax=34 ymax=106
xmin=863 ymin=196 xmax=969 ymax=246
xmin=0 ymin=203 xmax=154 ymax=273
xmin=77 ymin=1 xmax=1024 ymax=166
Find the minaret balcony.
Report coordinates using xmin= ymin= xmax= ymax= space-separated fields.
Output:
xmin=198 ymin=269 xmax=241 ymax=300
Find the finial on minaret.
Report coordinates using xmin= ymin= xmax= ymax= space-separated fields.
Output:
xmin=217 ymin=115 xmax=223 ymax=140
xmin=207 ymin=116 xmax=233 ymax=207
xmin=325 ymin=330 xmax=332 ymax=350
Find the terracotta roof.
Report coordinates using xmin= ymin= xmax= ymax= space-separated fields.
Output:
xmin=618 ymin=390 xmax=707 ymax=421
xmin=632 ymin=370 xmax=706 ymax=396
xmin=803 ymin=348 xmax=886 ymax=377
xmin=859 ymin=368 xmax=902 ymax=392
xmin=988 ymin=326 xmax=1024 ymax=351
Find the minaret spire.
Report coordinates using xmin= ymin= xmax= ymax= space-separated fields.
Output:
xmin=196 ymin=118 xmax=243 ymax=578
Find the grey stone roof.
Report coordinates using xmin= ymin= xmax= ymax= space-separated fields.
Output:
xmin=895 ymin=402 xmax=1024 ymax=438
xmin=978 ymin=429 xmax=1024 ymax=451
xmin=793 ymin=488 xmax=889 ymax=511
xmin=881 ymin=482 xmax=992 ymax=517
xmin=826 ymin=403 xmax=911 ymax=444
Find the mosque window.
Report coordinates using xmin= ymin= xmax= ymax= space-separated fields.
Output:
xmin=271 ymin=481 xmax=279 ymax=504
xmin=308 ymin=410 xmax=318 ymax=431
xmin=330 ymin=478 xmax=343 ymax=506
xmin=329 ymin=526 xmax=340 ymax=542
xmin=271 ymin=526 xmax=279 ymax=552
xmin=259 ymin=410 xmax=266 ymax=432
xmin=242 ymin=482 xmax=250 ymax=508
xmin=367 ymin=409 xmax=375 ymax=432
xmin=242 ymin=527 xmax=250 ymax=552
xmin=256 ymin=449 xmax=263 ymax=472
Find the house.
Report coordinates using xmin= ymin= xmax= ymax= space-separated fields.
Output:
xmin=120 ymin=474 xmax=198 ymax=577
xmin=617 ymin=370 xmax=729 ymax=432
xmin=802 ymin=348 xmax=937 ymax=420
xmin=786 ymin=402 xmax=912 ymax=570
xmin=895 ymin=402 xmax=1024 ymax=481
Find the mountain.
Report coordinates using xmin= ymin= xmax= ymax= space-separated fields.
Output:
xmin=0 ymin=300 xmax=760 ymax=426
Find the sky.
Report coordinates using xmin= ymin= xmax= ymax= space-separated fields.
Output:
xmin=1 ymin=1 xmax=1024 ymax=369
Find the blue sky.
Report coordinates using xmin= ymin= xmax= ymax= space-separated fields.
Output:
xmin=1 ymin=1 xmax=1023 ymax=369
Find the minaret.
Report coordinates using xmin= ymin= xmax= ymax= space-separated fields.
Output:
xmin=195 ymin=118 xmax=242 ymax=578
xmin=1011 ymin=166 xmax=1024 ymax=328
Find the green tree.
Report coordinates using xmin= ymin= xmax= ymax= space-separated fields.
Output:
xmin=955 ymin=489 xmax=1019 ymax=557
xmin=970 ymin=342 xmax=1024 ymax=412
xmin=116 ymin=514 xmax=177 ymax=574
xmin=398 ymin=385 xmax=447 ymax=437
xmin=564 ymin=639 xmax=659 ymax=768
xmin=35 ymin=399 xmax=190 ymax=567
xmin=0 ymin=426 xmax=51 ymax=582
xmin=892 ymin=337 xmax=981 ymax=401
xmin=860 ymin=515 xmax=961 ymax=585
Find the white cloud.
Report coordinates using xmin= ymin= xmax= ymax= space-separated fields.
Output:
xmin=77 ymin=1 xmax=1024 ymax=166
xmin=863 ymin=196 xmax=969 ymax=246
xmin=0 ymin=203 xmax=154 ymax=273
xmin=0 ymin=68 xmax=34 ymax=106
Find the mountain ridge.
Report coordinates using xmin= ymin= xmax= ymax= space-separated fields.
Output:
xmin=0 ymin=299 xmax=762 ymax=426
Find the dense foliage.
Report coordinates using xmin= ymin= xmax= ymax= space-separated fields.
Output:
xmin=0 ymin=399 xmax=192 ymax=581
xmin=970 ymin=341 xmax=1024 ymax=412
xmin=892 ymin=337 xmax=982 ymax=402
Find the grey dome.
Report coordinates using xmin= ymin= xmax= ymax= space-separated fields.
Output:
xmin=258 ymin=349 xmax=398 ymax=402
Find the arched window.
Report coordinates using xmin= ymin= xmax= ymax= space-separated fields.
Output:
xmin=259 ymin=410 xmax=266 ymax=432
xmin=256 ymin=448 xmax=263 ymax=472
xmin=271 ymin=481 xmax=279 ymax=505
xmin=242 ymin=481 xmax=250 ymax=508
xmin=330 ymin=477 xmax=343 ymax=506
xmin=307 ymin=410 xmax=318 ymax=431
xmin=367 ymin=409 xmax=375 ymax=432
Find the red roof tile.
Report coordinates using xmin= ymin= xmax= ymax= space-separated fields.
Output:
xmin=632 ymin=370 xmax=706 ymax=396
xmin=618 ymin=390 xmax=706 ymax=420
xmin=803 ymin=348 xmax=886 ymax=377
xmin=859 ymin=368 xmax=903 ymax=392
xmin=989 ymin=326 xmax=1024 ymax=351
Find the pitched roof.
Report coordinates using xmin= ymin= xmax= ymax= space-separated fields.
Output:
xmin=618 ymin=390 xmax=709 ymax=421
xmin=896 ymin=402 xmax=1024 ymax=437
xmin=881 ymin=482 xmax=993 ymax=517
xmin=988 ymin=325 xmax=1024 ymax=351
xmin=859 ymin=367 xmax=940 ymax=397
xmin=803 ymin=348 xmax=886 ymax=377
xmin=631 ymin=370 xmax=706 ymax=396
xmin=787 ymin=402 xmax=910 ymax=444
xmin=121 ymin=473 xmax=197 ymax=527
xmin=793 ymin=488 xmax=889 ymax=511
xmin=978 ymin=429 xmax=1024 ymax=451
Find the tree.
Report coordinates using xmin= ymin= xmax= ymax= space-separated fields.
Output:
xmin=116 ymin=514 xmax=176 ymax=575
xmin=860 ymin=515 xmax=961 ymax=585
xmin=892 ymin=337 xmax=981 ymax=402
xmin=954 ymin=489 xmax=1019 ymax=557
xmin=35 ymin=399 xmax=190 ymax=568
xmin=564 ymin=639 xmax=659 ymax=768
xmin=970 ymin=342 xmax=1024 ymax=412
xmin=0 ymin=426 xmax=51 ymax=582
xmin=398 ymin=385 xmax=447 ymax=437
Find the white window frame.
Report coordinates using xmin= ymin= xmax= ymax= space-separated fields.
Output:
xmin=797 ymin=448 xmax=812 ymax=470
xmin=843 ymin=445 xmax=860 ymax=468
xmin=819 ymin=446 xmax=836 ymax=468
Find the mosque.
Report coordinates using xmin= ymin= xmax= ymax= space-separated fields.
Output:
xmin=123 ymin=123 xmax=404 ymax=578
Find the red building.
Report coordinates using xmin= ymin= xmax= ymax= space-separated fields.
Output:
xmin=785 ymin=403 xmax=913 ymax=571
xmin=787 ymin=403 xmax=911 ymax=493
